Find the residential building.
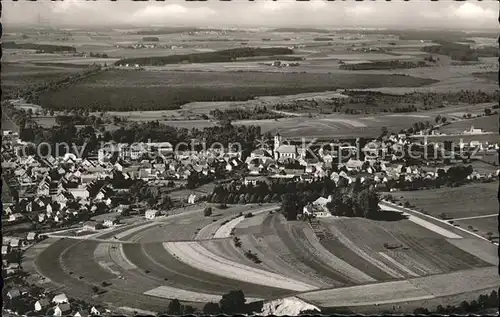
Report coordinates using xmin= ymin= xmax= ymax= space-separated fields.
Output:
xmin=53 ymin=303 xmax=71 ymax=317
xmin=145 ymin=209 xmax=159 ymax=220
xmin=35 ymin=298 xmax=50 ymax=312
xmin=52 ymin=293 xmax=69 ymax=304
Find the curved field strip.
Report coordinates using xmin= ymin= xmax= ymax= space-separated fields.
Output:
xmin=298 ymin=279 xmax=434 ymax=308
xmin=200 ymin=239 xmax=265 ymax=270
xmin=111 ymin=244 xmax=138 ymax=270
xmin=319 ymin=118 xmax=368 ymax=128
xmin=32 ymin=239 xmax=191 ymax=312
xmin=446 ymin=238 xmax=498 ymax=266
xmin=195 ymin=217 xmax=229 ymax=240
xmin=324 ymin=218 xmax=441 ymax=277
xmin=60 ymin=240 xmax=116 ymax=283
xmin=163 ymin=241 xmax=318 ymax=292
xmin=406 ymin=215 xmax=462 ymax=239
xmin=383 ymin=250 xmax=440 ymax=276
xmin=300 ymin=225 xmax=377 ymax=284
xmin=377 ymin=252 xmax=419 ymax=277
xmin=214 ymin=206 xmax=278 ymax=238
xmin=244 ymin=234 xmax=333 ymax=288
xmin=409 ymin=266 xmax=500 ymax=298
xmin=324 ymin=219 xmax=443 ymax=279
xmin=35 ymin=239 xmax=112 ymax=299
xmin=260 ymin=214 xmax=341 ymax=284
xmin=395 ymin=235 xmax=490 ymax=273
xmin=271 ymin=215 xmax=363 ymax=286
xmin=233 ymin=211 xmax=272 ymax=236
xmin=135 ymin=221 xmax=200 ymax=242
xmin=144 ymin=285 xmax=262 ymax=303
xmin=321 ymin=221 xmax=404 ymax=280
xmin=134 ymin=242 xmax=294 ymax=298
xmin=113 ymin=222 xmax=159 ymax=240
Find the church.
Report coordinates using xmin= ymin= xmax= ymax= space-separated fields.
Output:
xmin=273 ymin=133 xmax=302 ymax=162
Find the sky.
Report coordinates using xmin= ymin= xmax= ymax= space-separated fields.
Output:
xmin=3 ymin=0 xmax=499 ymax=30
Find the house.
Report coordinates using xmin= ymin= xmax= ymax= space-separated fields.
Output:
xmin=53 ymin=303 xmax=71 ymax=316
xmin=26 ymin=232 xmax=38 ymax=241
xmin=35 ymin=298 xmax=50 ymax=311
xmin=52 ymin=293 xmax=69 ymax=304
xmin=103 ymin=218 xmax=115 ymax=228
xmin=4 ymin=205 xmax=13 ymax=215
xmin=5 ymin=263 xmax=20 ymax=275
xmin=2 ymin=245 xmax=10 ymax=255
xmin=74 ymin=311 xmax=88 ymax=317
xmin=187 ymin=194 xmax=197 ymax=204
xmin=90 ymin=306 xmax=101 ymax=315
xmin=83 ymin=221 xmax=99 ymax=231
xmin=9 ymin=237 xmax=21 ymax=248
xmin=95 ymin=186 xmax=113 ymax=201
xmin=145 ymin=209 xmax=159 ymax=220
xmin=8 ymin=213 xmax=25 ymax=222
xmin=303 ymin=202 xmax=331 ymax=218
xmin=38 ymin=213 xmax=46 ymax=223
xmin=244 ymin=176 xmax=266 ymax=186
xmin=68 ymin=186 xmax=91 ymax=199
xmin=54 ymin=191 xmax=73 ymax=205
xmin=343 ymin=159 xmax=364 ymax=171
xmin=7 ymin=289 xmax=21 ymax=299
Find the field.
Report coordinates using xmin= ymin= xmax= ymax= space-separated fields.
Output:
xmin=389 ymin=182 xmax=497 ymax=220
xmin=387 ymin=182 xmax=498 ymax=242
xmin=24 ymin=198 xmax=499 ymax=313
xmin=2 ymin=62 xmax=84 ymax=99
xmin=438 ymin=115 xmax=498 ymax=134
xmin=36 ymin=69 xmax=437 ymax=111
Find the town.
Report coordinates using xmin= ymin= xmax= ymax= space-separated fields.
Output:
xmin=2 ymin=2 xmax=499 ymax=316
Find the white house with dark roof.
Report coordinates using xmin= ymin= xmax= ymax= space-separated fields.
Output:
xmin=53 ymin=303 xmax=71 ymax=316
xmin=35 ymin=298 xmax=50 ymax=312
xmin=52 ymin=293 xmax=68 ymax=304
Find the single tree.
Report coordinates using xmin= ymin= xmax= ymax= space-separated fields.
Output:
xmin=203 ymin=302 xmax=221 ymax=314
xmin=203 ymin=207 xmax=212 ymax=217
xmin=167 ymin=299 xmax=182 ymax=315
xmin=219 ymin=290 xmax=246 ymax=314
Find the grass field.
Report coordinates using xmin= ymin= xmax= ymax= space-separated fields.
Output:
xmin=438 ymin=115 xmax=498 ymax=134
xmin=389 ymin=182 xmax=498 ymax=220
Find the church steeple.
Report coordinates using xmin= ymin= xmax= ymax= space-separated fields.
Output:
xmin=274 ymin=132 xmax=281 ymax=150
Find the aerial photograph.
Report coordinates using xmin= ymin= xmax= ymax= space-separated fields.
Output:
xmin=1 ymin=1 xmax=499 ymax=316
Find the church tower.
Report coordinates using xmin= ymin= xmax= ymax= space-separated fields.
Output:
xmin=274 ymin=132 xmax=281 ymax=151
xmin=274 ymin=132 xmax=281 ymax=160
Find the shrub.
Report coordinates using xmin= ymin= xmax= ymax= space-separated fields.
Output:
xmin=244 ymin=212 xmax=254 ymax=218
xmin=413 ymin=307 xmax=429 ymax=314
xmin=203 ymin=207 xmax=212 ymax=217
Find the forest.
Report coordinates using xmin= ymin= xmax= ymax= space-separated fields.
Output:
xmin=114 ymin=47 xmax=294 ymax=66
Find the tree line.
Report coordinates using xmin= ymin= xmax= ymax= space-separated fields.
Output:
xmin=209 ymin=105 xmax=285 ymax=122
xmin=115 ymin=47 xmax=294 ymax=66
xmin=422 ymin=40 xmax=498 ymax=61
xmin=3 ymin=41 xmax=76 ymax=53
xmin=413 ymin=290 xmax=498 ymax=315
xmin=18 ymin=65 xmax=104 ymax=104
xmin=208 ymin=176 xmax=381 ymax=221
xmin=19 ymin=119 xmax=262 ymax=158
xmin=339 ymin=60 xmax=427 ymax=71
xmin=160 ymin=289 xmax=265 ymax=316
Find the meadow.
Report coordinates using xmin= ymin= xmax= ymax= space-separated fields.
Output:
xmin=389 ymin=182 xmax=498 ymax=221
